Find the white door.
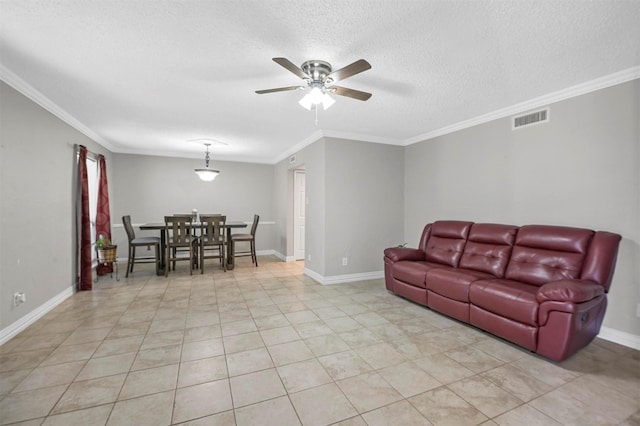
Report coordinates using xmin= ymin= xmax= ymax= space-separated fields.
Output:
xmin=294 ymin=170 xmax=306 ymax=261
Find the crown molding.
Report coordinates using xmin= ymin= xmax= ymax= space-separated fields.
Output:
xmin=0 ymin=64 xmax=118 ymax=151
xmin=404 ymin=66 xmax=640 ymax=145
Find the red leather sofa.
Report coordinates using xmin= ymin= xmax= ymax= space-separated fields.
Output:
xmin=383 ymin=220 xmax=621 ymax=361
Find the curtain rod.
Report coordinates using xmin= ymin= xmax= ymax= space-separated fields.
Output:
xmin=69 ymin=143 xmax=101 ymax=160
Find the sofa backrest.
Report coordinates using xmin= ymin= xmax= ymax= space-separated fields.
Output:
xmin=505 ymin=225 xmax=594 ymax=286
xmin=459 ymin=223 xmax=518 ymax=277
xmin=580 ymin=231 xmax=622 ymax=292
xmin=422 ymin=221 xmax=473 ymax=267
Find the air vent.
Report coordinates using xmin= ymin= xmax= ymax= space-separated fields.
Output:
xmin=512 ymin=108 xmax=549 ymax=130
xmin=289 ymin=155 xmax=296 ymax=164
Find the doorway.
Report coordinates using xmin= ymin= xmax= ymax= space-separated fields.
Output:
xmin=293 ymin=169 xmax=306 ymax=261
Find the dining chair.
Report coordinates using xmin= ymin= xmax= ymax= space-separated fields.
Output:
xmin=173 ymin=213 xmax=199 ymax=268
xmin=231 ymin=214 xmax=259 ymax=267
xmin=122 ymin=215 xmax=161 ymax=277
xmin=199 ymin=214 xmax=226 ymax=273
xmin=164 ymin=215 xmax=198 ymax=276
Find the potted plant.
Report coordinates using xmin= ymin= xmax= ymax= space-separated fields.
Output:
xmin=95 ymin=234 xmax=117 ymax=264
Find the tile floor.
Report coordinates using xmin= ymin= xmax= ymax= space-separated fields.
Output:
xmin=1 ymin=256 xmax=638 ymax=425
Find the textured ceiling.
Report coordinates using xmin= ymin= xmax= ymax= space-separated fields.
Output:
xmin=1 ymin=0 xmax=639 ymax=163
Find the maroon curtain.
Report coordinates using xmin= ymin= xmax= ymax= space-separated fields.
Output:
xmin=96 ymin=155 xmax=113 ymax=275
xmin=78 ymin=146 xmax=93 ymax=290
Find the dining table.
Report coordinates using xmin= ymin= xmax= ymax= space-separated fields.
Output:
xmin=139 ymin=221 xmax=248 ymax=275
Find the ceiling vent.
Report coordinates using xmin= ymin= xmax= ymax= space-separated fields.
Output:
xmin=512 ymin=108 xmax=549 ymax=130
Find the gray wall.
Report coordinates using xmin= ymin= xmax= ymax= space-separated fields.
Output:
xmin=404 ymin=80 xmax=640 ymax=336
xmin=324 ymin=138 xmax=404 ymax=276
xmin=110 ymin=153 xmax=275 ymax=253
xmin=0 ymin=81 xmax=112 ymax=331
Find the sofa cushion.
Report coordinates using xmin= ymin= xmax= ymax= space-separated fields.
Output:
xmin=392 ymin=261 xmax=440 ymax=288
xmin=426 ymin=267 xmax=493 ymax=302
xmin=459 ymin=223 xmax=518 ymax=277
xmin=505 ymin=225 xmax=594 ymax=286
xmin=469 ymin=279 xmax=539 ymax=326
xmin=424 ymin=221 xmax=472 ymax=267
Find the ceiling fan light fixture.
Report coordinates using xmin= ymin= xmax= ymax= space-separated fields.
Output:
xmin=298 ymin=94 xmax=313 ymax=110
xmin=322 ymin=93 xmax=335 ymax=110
xmin=309 ymin=86 xmax=324 ymax=104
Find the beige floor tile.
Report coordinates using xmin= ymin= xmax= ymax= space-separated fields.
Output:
xmin=493 ymin=404 xmax=562 ymax=426
xmin=259 ymin=325 xmax=301 ymax=346
xmin=226 ymin=347 xmax=274 ymax=376
xmin=41 ymin=404 xmax=113 ymax=426
xmin=444 ymin=346 xmax=503 ymax=373
xmin=75 ymin=352 xmax=135 ymax=381
xmin=354 ymin=342 xmax=405 ymax=369
xmin=448 ymin=376 xmax=523 ymax=418
xmin=229 ymin=368 xmax=286 ymax=408
xmin=139 ymin=330 xmax=184 ymax=351
xmin=223 ymin=331 xmax=265 ymax=354
xmin=178 ymin=355 xmax=228 ymax=388
xmin=184 ymin=324 xmax=222 ymax=342
xmin=40 ymin=341 xmax=100 ymax=366
xmin=51 ymin=373 xmax=126 ymax=414
xmin=13 ymin=360 xmax=85 ymax=392
xmin=0 ymin=384 xmax=67 ymax=424
xmin=181 ymin=338 xmax=224 ymax=362
xmin=304 ymin=333 xmax=350 ymax=357
xmin=173 ymin=410 xmax=236 ymax=425
xmin=362 ymin=400 xmax=433 ymax=426
xmin=378 ymin=361 xmax=442 ymax=398
xmin=337 ymin=371 xmax=403 ymax=413
xmin=529 ymin=389 xmax=620 ymax=426
xmin=285 ymin=310 xmax=321 ymax=325
xmin=277 ymin=359 xmax=333 ymax=393
xmin=172 ymin=379 xmax=233 ymax=424
xmin=235 ymin=396 xmax=301 ymax=425
xmin=318 ymin=350 xmax=373 ymax=381
xmin=119 ymin=363 xmax=178 ymax=400
xmin=338 ymin=328 xmax=382 ymax=348
xmin=93 ymin=335 xmax=145 ymax=357
xmin=409 ymin=386 xmax=488 ymax=426
xmin=107 ymin=390 xmax=174 ymax=426
xmin=267 ymin=340 xmax=314 ymax=366
xmin=480 ymin=364 xmax=553 ymax=402
xmin=289 ymin=383 xmax=358 ymax=426
xmin=4 ymin=260 xmax=640 ymax=426
xmin=0 ymin=369 xmax=32 ymax=396
xmin=0 ymin=349 xmax=53 ymax=373
xmin=131 ymin=344 xmax=181 ymax=371
xmin=324 ymin=316 xmax=363 ymax=333
xmin=61 ymin=326 xmax=113 ymax=346
xmin=414 ymin=353 xmax=475 ymax=384
xmin=221 ymin=319 xmax=258 ymax=336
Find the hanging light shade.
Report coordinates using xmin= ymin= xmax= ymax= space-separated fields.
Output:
xmin=194 ymin=143 xmax=220 ymax=181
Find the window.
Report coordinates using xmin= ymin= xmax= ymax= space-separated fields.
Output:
xmin=78 ymin=152 xmax=99 ymax=262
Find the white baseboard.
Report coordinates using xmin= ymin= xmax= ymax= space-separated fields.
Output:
xmin=599 ymin=326 xmax=640 ymax=350
xmin=304 ymin=269 xmax=384 ymax=285
xmin=0 ymin=286 xmax=75 ymax=346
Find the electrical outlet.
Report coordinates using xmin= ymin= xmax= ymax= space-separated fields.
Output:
xmin=636 ymin=303 xmax=640 ymax=318
xmin=342 ymin=257 xmax=348 ymax=266
xmin=13 ymin=292 xmax=26 ymax=307
xmin=307 ymin=254 xmax=311 ymax=261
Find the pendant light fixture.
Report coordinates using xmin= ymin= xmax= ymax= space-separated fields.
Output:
xmin=194 ymin=143 xmax=219 ymax=181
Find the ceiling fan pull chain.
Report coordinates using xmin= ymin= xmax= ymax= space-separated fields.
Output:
xmin=315 ymin=105 xmax=319 ymax=126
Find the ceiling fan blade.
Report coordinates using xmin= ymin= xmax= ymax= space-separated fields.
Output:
xmin=330 ymin=86 xmax=372 ymax=101
xmin=326 ymin=59 xmax=371 ymax=83
xmin=272 ymin=57 xmax=310 ymax=80
xmin=255 ymin=86 xmax=304 ymax=94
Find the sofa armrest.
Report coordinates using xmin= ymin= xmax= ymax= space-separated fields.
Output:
xmin=536 ymin=280 xmax=604 ymax=304
xmin=383 ymin=247 xmax=425 ymax=262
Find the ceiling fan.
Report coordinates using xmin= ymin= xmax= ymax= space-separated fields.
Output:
xmin=256 ymin=57 xmax=372 ymax=110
